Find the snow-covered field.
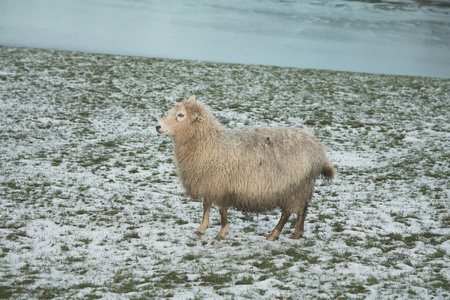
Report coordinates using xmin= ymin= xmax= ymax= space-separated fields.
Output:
xmin=0 ymin=46 xmax=449 ymax=299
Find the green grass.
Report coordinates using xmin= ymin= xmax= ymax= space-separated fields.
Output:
xmin=0 ymin=46 xmax=449 ymax=299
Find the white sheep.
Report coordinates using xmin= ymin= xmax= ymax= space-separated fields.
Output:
xmin=156 ymin=96 xmax=334 ymax=240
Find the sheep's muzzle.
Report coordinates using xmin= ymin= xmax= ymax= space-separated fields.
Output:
xmin=155 ymin=125 xmax=167 ymax=134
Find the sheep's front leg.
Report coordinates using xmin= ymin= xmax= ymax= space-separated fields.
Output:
xmin=196 ymin=199 xmax=212 ymax=235
xmin=217 ymin=206 xmax=230 ymax=238
xmin=267 ymin=210 xmax=291 ymax=241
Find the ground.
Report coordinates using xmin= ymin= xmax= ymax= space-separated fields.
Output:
xmin=0 ymin=46 xmax=449 ymax=299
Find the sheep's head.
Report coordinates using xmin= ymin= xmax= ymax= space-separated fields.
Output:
xmin=156 ymin=95 xmax=205 ymax=136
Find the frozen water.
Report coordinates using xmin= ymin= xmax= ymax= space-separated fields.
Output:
xmin=0 ymin=0 xmax=449 ymax=78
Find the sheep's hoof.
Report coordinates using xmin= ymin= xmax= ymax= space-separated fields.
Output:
xmin=196 ymin=225 xmax=208 ymax=235
xmin=216 ymin=231 xmax=229 ymax=239
xmin=216 ymin=224 xmax=230 ymax=239
xmin=289 ymin=232 xmax=303 ymax=239
xmin=215 ymin=233 xmax=229 ymax=240
xmin=266 ymin=234 xmax=279 ymax=241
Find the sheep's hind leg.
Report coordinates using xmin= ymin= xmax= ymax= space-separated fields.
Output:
xmin=267 ymin=210 xmax=291 ymax=241
xmin=217 ymin=206 xmax=230 ymax=238
xmin=196 ymin=199 xmax=212 ymax=235
xmin=290 ymin=204 xmax=308 ymax=239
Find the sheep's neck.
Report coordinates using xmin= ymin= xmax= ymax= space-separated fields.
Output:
xmin=172 ymin=124 xmax=220 ymax=165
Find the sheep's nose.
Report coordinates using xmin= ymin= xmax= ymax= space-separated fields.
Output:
xmin=155 ymin=125 xmax=161 ymax=131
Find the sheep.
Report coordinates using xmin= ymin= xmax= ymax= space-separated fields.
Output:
xmin=156 ymin=96 xmax=334 ymax=241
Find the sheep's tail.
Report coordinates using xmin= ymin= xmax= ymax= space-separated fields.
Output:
xmin=321 ymin=161 xmax=335 ymax=181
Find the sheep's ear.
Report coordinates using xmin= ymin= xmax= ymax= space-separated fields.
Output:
xmin=188 ymin=95 xmax=196 ymax=101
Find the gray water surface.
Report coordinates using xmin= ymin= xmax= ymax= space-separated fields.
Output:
xmin=1 ymin=0 xmax=449 ymax=78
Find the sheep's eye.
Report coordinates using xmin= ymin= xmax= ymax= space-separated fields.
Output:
xmin=177 ymin=113 xmax=185 ymax=118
